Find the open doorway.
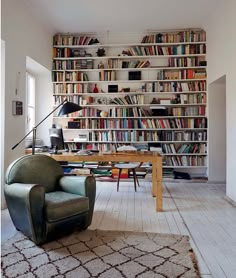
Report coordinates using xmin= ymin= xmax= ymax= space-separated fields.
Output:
xmin=208 ymin=75 xmax=226 ymax=184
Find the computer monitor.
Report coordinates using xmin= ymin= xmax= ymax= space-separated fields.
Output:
xmin=49 ymin=127 xmax=65 ymax=154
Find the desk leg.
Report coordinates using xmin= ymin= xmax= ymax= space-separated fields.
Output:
xmin=152 ymin=163 xmax=157 ymax=197
xmin=152 ymin=159 xmax=163 ymax=212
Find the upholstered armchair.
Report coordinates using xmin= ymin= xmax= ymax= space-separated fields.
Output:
xmin=4 ymin=154 xmax=96 ymax=245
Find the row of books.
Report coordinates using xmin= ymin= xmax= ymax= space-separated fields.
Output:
xmin=106 ymin=59 xmax=150 ymax=69
xmin=53 ymin=47 xmax=93 ymax=58
xmin=168 ymin=57 xmax=206 ymax=67
xmin=53 ymin=59 xmax=94 ymax=70
xmin=157 ymin=69 xmax=207 ymax=80
xmin=178 ymin=93 xmax=206 ymax=104
xmin=89 ymin=130 xmax=160 ymax=142
xmin=52 ymin=80 xmax=206 ymax=94
xmin=165 ymin=156 xmax=207 ymax=167
xmin=53 ymin=31 xmax=205 ymax=46
xmin=72 ymin=117 xmax=207 ymax=130
xmin=53 ymin=34 xmax=99 ymax=46
xmin=87 ymin=130 xmax=208 ymax=143
xmin=52 ymin=71 xmax=89 ymax=82
xmin=112 ymin=95 xmax=145 ymax=105
xmin=54 ymin=104 xmax=205 ymax=118
xmin=53 ymin=83 xmax=89 ymax=94
xmin=143 ymin=81 xmax=206 ymax=92
xmin=171 ymin=106 xmax=206 ymax=116
xmin=140 ymin=117 xmax=207 ymax=129
xmin=108 ymin=107 xmax=151 ymax=118
xmin=123 ymin=44 xmax=206 ymax=57
xmin=99 ymin=70 xmax=116 ymax=81
xmin=141 ymin=31 xmax=206 ymax=44
xmin=159 ymin=130 xmax=207 ymax=141
xmin=162 ymin=143 xmax=207 ymax=154
xmin=52 ymin=58 xmax=205 ymax=71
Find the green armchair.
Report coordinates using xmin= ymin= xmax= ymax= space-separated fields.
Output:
xmin=4 ymin=154 xmax=96 ymax=245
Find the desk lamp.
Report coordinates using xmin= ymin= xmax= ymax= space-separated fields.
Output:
xmin=12 ymin=99 xmax=82 ymax=154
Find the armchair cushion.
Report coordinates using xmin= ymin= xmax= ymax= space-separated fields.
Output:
xmin=45 ymin=191 xmax=89 ymax=222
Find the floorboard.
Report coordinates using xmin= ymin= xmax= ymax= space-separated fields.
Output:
xmin=2 ymin=180 xmax=236 ymax=278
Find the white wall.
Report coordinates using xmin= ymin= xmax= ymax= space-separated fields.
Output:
xmin=1 ymin=40 xmax=6 ymax=208
xmin=1 ymin=0 xmax=52 ymax=208
xmin=1 ymin=0 xmax=52 ymax=168
xmin=205 ymin=0 xmax=236 ymax=202
xmin=208 ymin=76 xmax=226 ymax=183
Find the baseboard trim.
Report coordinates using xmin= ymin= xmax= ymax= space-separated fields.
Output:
xmin=224 ymin=195 xmax=236 ymax=207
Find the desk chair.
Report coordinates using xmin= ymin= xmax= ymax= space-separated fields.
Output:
xmin=114 ymin=146 xmax=142 ymax=192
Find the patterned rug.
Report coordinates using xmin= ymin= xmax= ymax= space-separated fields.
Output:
xmin=1 ymin=229 xmax=200 ymax=278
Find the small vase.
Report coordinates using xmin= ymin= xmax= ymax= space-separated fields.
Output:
xmin=93 ymin=84 xmax=98 ymax=93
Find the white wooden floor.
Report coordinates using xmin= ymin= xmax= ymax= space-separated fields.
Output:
xmin=1 ymin=180 xmax=236 ymax=278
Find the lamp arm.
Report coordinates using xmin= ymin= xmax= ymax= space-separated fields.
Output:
xmin=34 ymin=98 xmax=66 ymax=129
xmin=12 ymin=99 xmax=67 ymax=151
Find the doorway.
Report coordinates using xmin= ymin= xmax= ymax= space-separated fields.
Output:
xmin=208 ymin=75 xmax=226 ymax=184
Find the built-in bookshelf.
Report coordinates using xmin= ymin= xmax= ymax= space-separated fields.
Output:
xmin=52 ymin=30 xmax=207 ymax=173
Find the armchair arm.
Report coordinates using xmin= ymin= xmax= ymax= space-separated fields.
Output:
xmin=59 ymin=176 xmax=96 ymax=226
xmin=4 ymin=183 xmax=45 ymax=244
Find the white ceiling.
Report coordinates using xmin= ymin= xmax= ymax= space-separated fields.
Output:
xmin=22 ymin=0 xmax=222 ymax=34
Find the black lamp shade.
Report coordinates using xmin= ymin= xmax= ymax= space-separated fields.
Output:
xmin=58 ymin=101 xmax=82 ymax=116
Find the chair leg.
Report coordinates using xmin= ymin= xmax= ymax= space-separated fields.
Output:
xmin=117 ymin=168 xmax=122 ymax=192
xmin=132 ymin=169 xmax=137 ymax=192
xmin=136 ymin=171 xmax=140 ymax=187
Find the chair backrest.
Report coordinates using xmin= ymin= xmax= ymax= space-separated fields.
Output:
xmin=5 ymin=154 xmax=64 ymax=193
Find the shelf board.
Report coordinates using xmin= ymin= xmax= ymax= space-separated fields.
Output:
xmin=53 ymin=54 xmax=206 ymax=61
xmin=163 ymin=153 xmax=207 ymax=156
xmin=64 ymin=140 xmax=208 ymax=144
xmin=63 ymin=128 xmax=207 ymax=131
xmin=53 ymin=103 xmax=206 ymax=108
xmin=54 ymin=115 xmax=207 ymax=119
xmin=52 ymin=78 xmax=207 ymax=84
xmin=52 ymin=66 xmax=207 ymax=72
xmin=53 ymin=91 xmax=206 ymax=96
xmin=53 ymin=41 xmax=207 ymax=48
xmin=163 ymin=165 xmax=207 ymax=168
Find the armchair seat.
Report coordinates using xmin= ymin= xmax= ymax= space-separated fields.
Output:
xmin=5 ymin=154 xmax=96 ymax=245
xmin=45 ymin=191 xmax=89 ymax=222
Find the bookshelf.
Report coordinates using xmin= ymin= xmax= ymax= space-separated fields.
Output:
xmin=52 ymin=30 xmax=207 ymax=174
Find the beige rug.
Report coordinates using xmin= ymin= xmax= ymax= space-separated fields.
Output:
xmin=1 ymin=229 xmax=200 ymax=278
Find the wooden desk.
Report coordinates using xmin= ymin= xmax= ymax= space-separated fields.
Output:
xmin=50 ymin=151 xmax=163 ymax=212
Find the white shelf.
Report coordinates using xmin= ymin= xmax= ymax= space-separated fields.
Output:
xmin=53 ymin=54 xmax=206 ymax=60
xmin=65 ymin=140 xmax=207 ymax=144
xmin=52 ymin=30 xmax=207 ymax=171
xmin=54 ymin=115 xmax=207 ymax=119
xmin=52 ymin=66 xmax=207 ymax=72
xmin=54 ymin=41 xmax=207 ymax=48
xmin=163 ymin=153 xmax=207 ymax=156
xmin=52 ymin=78 xmax=207 ymax=84
xmin=163 ymin=166 xmax=207 ymax=168
xmin=53 ymin=91 xmax=207 ymax=96
xmin=63 ymin=128 xmax=207 ymax=131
